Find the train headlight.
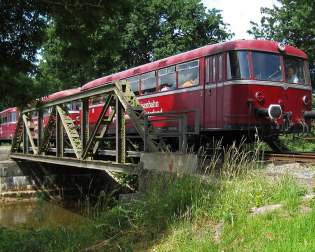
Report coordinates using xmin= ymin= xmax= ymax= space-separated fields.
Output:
xmin=255 ymin=91 xmax=265 ymax=103
xmin=302 ymin=96 xmax=310 ymax=105
xmin=268 ymin=104 xmax=282 ymax=120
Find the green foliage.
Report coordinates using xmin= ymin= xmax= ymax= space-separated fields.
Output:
xmin=37 ymin=0 xmax=232 ymax=91
xmin=0 ymin=0 xmax=47 ymax=108
xmin=248 ymin=0 xmax=315 ymax=83
xmin=0 ymin=0 xmax=132 ymax=107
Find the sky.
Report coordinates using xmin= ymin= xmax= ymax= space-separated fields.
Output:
xmin=202 ymin=0 xmax=278 ymax=39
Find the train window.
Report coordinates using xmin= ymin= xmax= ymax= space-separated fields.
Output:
xmin=227 ymin=51 xmax=250 ymax=80
xmin=284 ymin=56 xmax=306 ymax=84
xmin=126 ymin=76 xmax=140 ymax=95
xmin=218 ymin=55 xmax=223 ymax=81
xmin=141 ymin=71 xmax=157 ymax=95
xmin=212 ymin=57 xmax=216 ymax=82
xmin=252 ymin=52 xmax=282 ymax=81
xmin=205 ymin=57 xmax=212 ymax=83
xmin=158 ymin=66 xmax=176 ymax=92
xmin=177 ymin=60 xmax=199 ymax=88
xmin=11 ymin=112 xmax=16 ymax=122
xmin=305 ymin=61 xmax=311 ymax=85
xmin=91 ymin=96 xmax=103 ymax=105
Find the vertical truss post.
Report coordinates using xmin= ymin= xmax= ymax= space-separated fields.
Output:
xmin=144 ymin=116 xmax=149 ymax=152
xmin=115 ymin=97 xmax=126 ymax=163
xmin=37 ymin=109 xmax=43 ymax=154
xmin=81 ymin=98 xmax=89 ymax=152
xmin=23 ymin=114 xmax=28 ymax=154
xmin=56 ymin=109 xmax=64 ymax=157
xmin=179 ymin=114 xmax=188 ymax=152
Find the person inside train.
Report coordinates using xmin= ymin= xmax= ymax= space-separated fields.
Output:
xmin=286 ymin=66 xmax=299 ymax=83
xmin=180 ymin=70 xmax=198 ymax=88
xmin=160 ymin=83 xmax=172 ymax=91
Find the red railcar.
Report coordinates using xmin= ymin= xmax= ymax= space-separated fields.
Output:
xmin=82 ymin=39 xmax=313 ymax=145
xmin=2 ymin=40 xmax=313 ymax=148
xmin=0 ymin=107 xmax=18 ymax=142
xmin=41 ymin=87 xmax=81 ymax=126
xmin=0 ymin=89 xmax=81 ymax=143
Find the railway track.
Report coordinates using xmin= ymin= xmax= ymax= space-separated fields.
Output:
xmin=264 ymin=151 xmax=315 ymax=163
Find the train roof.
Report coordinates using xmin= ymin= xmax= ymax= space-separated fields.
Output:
xmin=0 ymin=107 xmax=17 ymax=114
xmin=42 ymin=87 xmax=81 ymax=103
xmin=82 ymin=39 xmax=308 ymax=91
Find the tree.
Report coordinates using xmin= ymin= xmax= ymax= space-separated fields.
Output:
xmin=248 ymin=0 xmax=315 ymax=82
xmin=0 ymin=0 xmax=131 ymax=107
xmin=0 ymin=0 xmax=47 ymax=108
xmin=38 ymin=0 xmax=232 ymax=91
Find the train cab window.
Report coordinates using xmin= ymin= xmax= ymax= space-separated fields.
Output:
xmin=284 ymin=56 xmax=306 ymax=84
xmin=305 ymin=61 xmax=311 ymax=85
xmin=177 ymin=60 xmax=199 ymax=88
xmin=141 ymin=71 xmax=157 ymax=95
xmin=227 ymin=51 xmax=250 ymax=80
xmin=252 ymin=52 xmax=282 ymax=81
xmin=126 ymin=76 xmax=140 ymax=95
xmin=158 ymin=66 xmax=176 ymax=92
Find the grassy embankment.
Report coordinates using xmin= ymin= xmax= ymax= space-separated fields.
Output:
xmin=0 ymin=144 xmax=314 ymax=251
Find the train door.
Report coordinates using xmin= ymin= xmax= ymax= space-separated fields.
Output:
xmin=216 ymin=54 xmax=224 ymax=128
xmin=204 ymin=55 xmax=219 ymax=128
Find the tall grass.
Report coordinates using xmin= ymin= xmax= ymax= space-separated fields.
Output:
xmin=0 ymin=141 xmax=310 ymax=252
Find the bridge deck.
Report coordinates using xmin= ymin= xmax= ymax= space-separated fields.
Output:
xmin=10 ymin=153 xmax=139 ymax=174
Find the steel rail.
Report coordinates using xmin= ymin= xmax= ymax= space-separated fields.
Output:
xmin=264 ymin=152 xmax=315 ymax=163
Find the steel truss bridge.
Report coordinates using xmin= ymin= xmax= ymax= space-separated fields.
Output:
xmin=10 ymin=81 xmax=199 ymax=175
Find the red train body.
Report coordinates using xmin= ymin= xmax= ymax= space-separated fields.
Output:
xmin=1 ymin=40 xmax=313 ymax=146
xmin=83 ymin=40 xmax=312 ymax=142
xmin=0 ymin=107 xmax=18 ymax=142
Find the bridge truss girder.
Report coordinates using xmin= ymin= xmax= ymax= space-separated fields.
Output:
xmin=10 ymin=81 xmax=160 ymax=174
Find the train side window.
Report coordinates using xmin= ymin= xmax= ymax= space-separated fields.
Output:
xmin=91 ymin=96 xmax=103 ymax=105
xmin=141 ymin=71 xmax=157 ymax=95
xmin=212 ymin=57 xmax=217 ymax=82
xmin=218 ymin=54 xmax=223 ymax=81
xmin=11 ymin=112 xmax=16 ymax=122
xmin=158 ymin=66 xmax=176 ymax=92
xmin=227 ymin=51 xmax=250 ymax=80
xmin=205 ymin=57 xmax=211 ymax=83
xmin=126 ymin=76 xmax=140 ymax=95
xmin=177 ymin=60 xmax=199 ymax=88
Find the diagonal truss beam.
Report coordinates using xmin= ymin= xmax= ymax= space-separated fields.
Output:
xmin=22 ymin=114 xmax=38 ymax=155
xmin=40 ymin=107 xmax=56 ymax=153
xmin=56 ymin=106 xmax=82 ymax=159
xmin=11 ymin=115 xmax=24 ymax=153
xmin=81 ymin=94 xmax=115 ymax=159
xmin=114 ymin=81 xmax=159 ymax=152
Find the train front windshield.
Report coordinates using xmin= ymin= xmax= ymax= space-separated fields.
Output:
xmin=252 ymin=52 xmax=282 ymax=81
xmin=228 ymin=50 xmax=311 ymax=85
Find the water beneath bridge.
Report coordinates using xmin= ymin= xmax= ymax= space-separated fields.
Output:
xmin=0 ymin=201 xmax=86 ymax=228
